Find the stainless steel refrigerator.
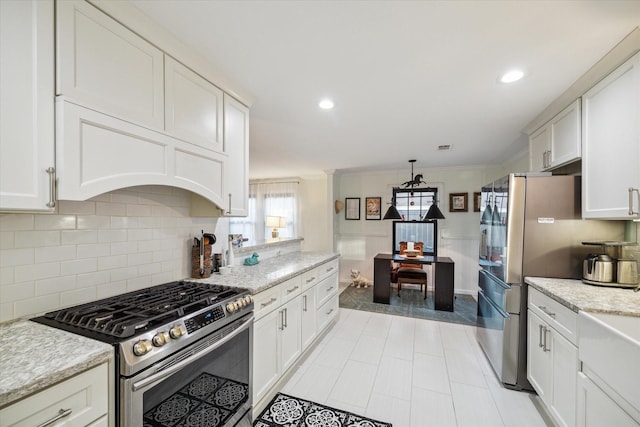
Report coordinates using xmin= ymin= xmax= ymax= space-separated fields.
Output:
xmin=476 ymin=173 xmax=624 ymax=390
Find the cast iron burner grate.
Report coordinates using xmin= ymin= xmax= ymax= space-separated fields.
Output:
xmin=44 ymin=281 xmax=238 ymax=338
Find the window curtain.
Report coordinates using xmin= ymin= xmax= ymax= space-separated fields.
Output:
xmin=229 ymin=180 xmax=299 ymax=244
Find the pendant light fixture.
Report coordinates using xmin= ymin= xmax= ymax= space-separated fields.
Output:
xmin=383 ymin=197 xmax=402 ymax=220
xmin=423 ymin=197 xmax=445 ymax=220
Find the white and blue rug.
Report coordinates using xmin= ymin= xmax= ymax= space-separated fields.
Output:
xmin=254 ymin=393 xmax=392 ymax=427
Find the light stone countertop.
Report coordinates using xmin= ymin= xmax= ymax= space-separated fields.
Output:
xmin=525 ymin=277 xmax=640 ymax=317
xmin=192 ymin=251 xmax=340 ymax=293
xmin=0 ymin=319 xmax=113 ymax=409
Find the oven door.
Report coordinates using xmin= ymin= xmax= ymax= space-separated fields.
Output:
xmin=121 ymin=313 xmax=253 ymax=427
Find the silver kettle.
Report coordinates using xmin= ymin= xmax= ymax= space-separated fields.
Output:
xmin=583 ymin=253 xmax=614 ymax=283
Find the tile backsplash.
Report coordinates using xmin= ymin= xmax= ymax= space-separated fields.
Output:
xmin=0 ymin=186 xmax=228 ymax=322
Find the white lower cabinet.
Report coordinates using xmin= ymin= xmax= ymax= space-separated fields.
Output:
xmin=0 ymin=362 xmax=109 ymax=426
xmin=576 ymin=372 xmax=639 ymax=427
xmin=301 ymin=288 xmax=317 ymax=349
xmin=527 ymin=288 xmax=578 ymax=427
xmin=252 ymin=259 xmax=339 ymax=415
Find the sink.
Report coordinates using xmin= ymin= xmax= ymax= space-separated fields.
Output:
xmin=578 ymin=311 xmax=640 ymax=411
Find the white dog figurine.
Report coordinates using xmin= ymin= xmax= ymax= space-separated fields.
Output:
xmin=350 ymin=269 xmax=372 ymax=288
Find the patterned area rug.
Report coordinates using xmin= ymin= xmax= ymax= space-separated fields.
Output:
xmin=339 ymin=286 xmax=477 ymax=327
xmin=144 ymin=372 xmax=248 ymax=427
xmin=254 ymin=393 xmax=392 ymax=427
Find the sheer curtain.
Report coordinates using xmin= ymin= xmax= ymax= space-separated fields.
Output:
xmin=229 ymin=180 xmax=299 ymax=244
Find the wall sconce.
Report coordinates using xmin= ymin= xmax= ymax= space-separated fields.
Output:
xmin=266 ymin=216 xmax=286 ymax=238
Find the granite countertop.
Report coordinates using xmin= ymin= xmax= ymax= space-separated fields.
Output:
xmin=0 ymin=319 xmax=113 ymax=409
xmin=192 ymin=251 xmax=340 ymax=294
xmin=525 ymin=277 xmax=640 ymax=317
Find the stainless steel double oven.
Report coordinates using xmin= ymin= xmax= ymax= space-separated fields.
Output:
xmin=33 ymin=281 xmax=254 ymax=426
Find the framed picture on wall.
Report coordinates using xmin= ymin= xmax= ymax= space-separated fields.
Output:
xmin=449 ymin=192 xmax=468 ymax=212
xmin=345 ymin=197 xmax=361 ymax=220
xmin=473 ymin=192 xmax=482 ymax=212
xmin=365 ymin=197 xmax=381 ymax=220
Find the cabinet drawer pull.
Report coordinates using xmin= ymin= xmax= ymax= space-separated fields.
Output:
xmin=286 ymin=285 xmax=299 ymax=294
xmin=260 ymin=297 xmax=277 ymax=308
xmin=283 ymin=307 xmax=288 ymax=328
xmin=326 ymin=308 xmax=334 ymax=315
xmin=537 ymin=305 xmax=556 ymax=318
xmin=326 ymin=266 xmax=334 ymax=273
xmin=326 ymin=286 xmax=334 ymax=292
xmin=46 ymin=167 xmax=56 ymax=208
xmin=279 ymin=309 xmax=284 ymax=330
xmin=629 ymin=187 xmax=639 ymax=217
xmin=303 ymin=295 xmax=307 ymax=311
xmin=37 ymin=408 xmax=72 ymax=427
xmin=306 ymin=277 xmax=316 ymax=284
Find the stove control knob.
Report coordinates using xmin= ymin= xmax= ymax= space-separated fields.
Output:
xmin=238 ymin=298 xmax=246 ymax=308
xmin=169 ymin=324 xmax=186 ymax=339
xmin=133 ymin=339 xmax=153 ymax=356
xmin=244 ymin=296 xmax=253 ymax=305
xmin=152 ymin=331 xmax=170 ymax=347
xmin=226 ymin=303 xmax=237 ymax=313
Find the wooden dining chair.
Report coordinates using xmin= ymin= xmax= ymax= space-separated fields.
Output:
xmin=396 ymin=241 xmax=428 ymax=298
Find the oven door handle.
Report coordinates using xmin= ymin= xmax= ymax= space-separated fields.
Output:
xmin=132 ymin=314 xmax=253 ymax=392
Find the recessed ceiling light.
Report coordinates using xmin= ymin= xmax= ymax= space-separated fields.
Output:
xmin=500 ymin=69 xmax=525 ymax=83
xmin=318 ymin=99 xmax=334 ymax=110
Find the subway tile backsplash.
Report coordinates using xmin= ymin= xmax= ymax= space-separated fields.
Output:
xmin=0 ymin=186 xmax=227 ymax=322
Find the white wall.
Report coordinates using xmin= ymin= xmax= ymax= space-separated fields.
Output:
xmin=299 ymin=175 xmax=332 ymax=252
xmin=334 ymin=166 xmax=492 ymax=295
xmin=0 ymin=186 xmax=229 ymax=322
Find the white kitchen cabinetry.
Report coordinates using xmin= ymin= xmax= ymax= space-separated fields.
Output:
xmin=54 ymin=0 xmax=249 ymax=213
xmin=56 ymin=0 xmax=164 ymax=130
xmin=527 ymin=288 xmax=579 ymax=427
xmin=165 ymin=56 xmax=224 ymax=152
xmin=529 ymin=99 xmax=581 ymax=172
xmin=222 ymin=95 xmax=250 ymax=216
xmin=576 ymin=372 xmax=639 ymax=427
xmin=582 ymin=52 xmax=640 ymax=219
xmin=0 ymin=362 xmax=109 ymax=426
xmin=252 ymin=259 xmax=339 ymax=415
xmin=0 ymin=0 xmax=55 ymax=212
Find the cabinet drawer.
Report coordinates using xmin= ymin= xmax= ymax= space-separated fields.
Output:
xmin=317 ymin=294 xmax=338 ymax=332
xmin=280 ymin=276 xmax=302 ymax=304
xmin=316 ymin=273 xmax=339 ymax=307
xmin=318 ymin=259 xmax=339 ymax=281
xmin=529 ymin=287 xmax=577 ymax=345
xmin=253 ymin=285 xmax=282 ymax=320
xmin=300 ymin=267 xmax=320 ymax=291
xmin=0 ymin=363 xmax=108 ymax=427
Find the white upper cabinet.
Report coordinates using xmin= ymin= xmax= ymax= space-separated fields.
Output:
xmin=582 ymin=52 xmax=640 ymax=219
xmin=56 ymin=0 xmax=164 ymax=130
xmin=165 ymin=56 xmax=224 ymax=152
xmin=529 ymin=99 xmax=581 ymax=172
xmin=529 ymin=125 xmax=551 ymax=172
xmin=53 ymin=0 xmax=249 ymax=213
xmin=0 ymin=0 xmax=56 ymax=212
xmin=223 ymin=95 xmax=250 ymax=216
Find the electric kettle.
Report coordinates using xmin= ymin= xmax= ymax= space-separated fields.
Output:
xmin=583 ymin=253 xmax=614 ymax=283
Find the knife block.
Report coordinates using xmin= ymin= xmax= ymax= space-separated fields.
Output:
xmin=191 ymin=244 xmax=213 ymax=278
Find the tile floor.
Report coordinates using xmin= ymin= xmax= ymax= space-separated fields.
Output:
xmin=280 ymin=308 xmax=551 ymax=427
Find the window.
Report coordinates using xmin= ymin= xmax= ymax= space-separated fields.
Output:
xmin=392 ymin=187 xmax=438 ymax=221
xmin=229 ymin=181 xmax=299 ymax=244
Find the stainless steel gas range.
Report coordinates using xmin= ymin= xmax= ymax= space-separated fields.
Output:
xmin=32 ymin=281 xmax=254 ymax=427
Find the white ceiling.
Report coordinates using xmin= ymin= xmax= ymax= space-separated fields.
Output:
xmin=129 ymin=0 xmax=640 ymax=179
